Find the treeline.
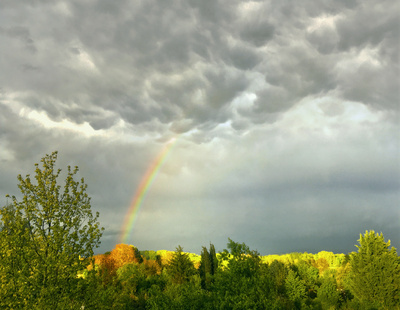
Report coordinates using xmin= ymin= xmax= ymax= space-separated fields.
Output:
xmin=90 ymin=231 xmax=399 ymax=310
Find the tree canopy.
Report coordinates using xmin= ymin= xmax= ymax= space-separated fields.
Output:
xmin=348 ymin=230 xmax=400 ymax=309
xmin=0 ymin=151 xmax=103 ymax=309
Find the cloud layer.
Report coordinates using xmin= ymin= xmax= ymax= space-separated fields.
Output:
xmin=0 ymin=0 xmax=399 ymax=254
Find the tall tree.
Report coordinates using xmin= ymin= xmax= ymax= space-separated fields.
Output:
xmin=209 ymin=243 xmax=218 ymax=275
xmin=166 ymin=246 xmax=196 ymax=284
xmin=0 ymin=152 xmax=103 ymax=309
xmin=199 ymin=246 xmax=211 ymax=289
xmin=199 ymin=243 xmax=218 ymax=289
xmin=348 ymin=230 xmax=400 ymax=309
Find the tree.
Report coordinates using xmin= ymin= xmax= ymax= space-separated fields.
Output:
xmin=199 ymin=243 xmax=218 ymax=289
xmin=199 ymin=246 xmax=211 ymax=289
xmin=295 ymin=260 xmax=319 ymax=298
xmin=316 ymin=277 xmax=341 ymax=309
xmin=348 ymin=230 xmax=400 ymax=309
xmin=109 ymin=243 xmax=142 ymax=269
xmin=285 ymin=269 xmax=307 ymax=308
xmin=209 ymin=243 xmax=218 ymax=275
xmin=222 ymin=238 xmax=261 ymax=278
xmin=166 ymin=246 xmax=196 ymax=284
xmin=0 ymin=151 xmax=103 ymax=309
xmin=269 ymin=259 xmax=288 ymax=295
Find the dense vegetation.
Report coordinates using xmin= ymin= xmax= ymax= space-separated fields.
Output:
xmin=0 ymin=153 xmax=399 ymax=309
xmin=92 ymin=233 xmax=399 ymax=310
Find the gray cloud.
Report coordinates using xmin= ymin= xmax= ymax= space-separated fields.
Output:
xmin=0 ymin=0 xmax=398 ymax=254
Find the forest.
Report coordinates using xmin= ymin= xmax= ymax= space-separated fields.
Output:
xmin=0 ymin=153 xmax=399 ymax=310
xmin=87 ymin=232 xmax=400 ymax=310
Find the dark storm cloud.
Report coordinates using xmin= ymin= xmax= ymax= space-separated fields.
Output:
xmin=0 ymin=0 xmax=399 ymax=254
xmin=1 ymin=0 xmax=398 ymax=132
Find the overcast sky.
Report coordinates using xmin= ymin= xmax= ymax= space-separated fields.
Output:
xmin=0 ymin=0 xmax=399 ymax=255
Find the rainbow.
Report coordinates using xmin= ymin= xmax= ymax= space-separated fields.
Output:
xmin=119 ymin=138 xmax=177 ymax=244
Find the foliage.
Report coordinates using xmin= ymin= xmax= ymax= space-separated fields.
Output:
xmin=199 ymin=243 xmax=218 ymax=289
xmin=0 ymin=151 xmax=103 ymax=309
xmin=166 ymin=246 xmax=196 ymax=284
xmin=296 ymin=260 xmax=319 ymax=298
xmin=317 ymin=277 xmax=342 ymax=309
xmin=348 ymin=230 xmax=400 ymax=309
xmin=285 ymin=269 xmax=307 ymax=307
xmin=92 ymin=234 xmax=399 ymax=309
xmin=312 ymin=257 xmax=330 ymax=274
xmin=110 ymin=243 xmax=142 ymax=269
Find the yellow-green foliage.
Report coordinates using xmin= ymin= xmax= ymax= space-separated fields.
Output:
xmin=261 ymin=251 xmax=345 ymax=269
xmin=0 ymin=152 xmax=103 ymax=309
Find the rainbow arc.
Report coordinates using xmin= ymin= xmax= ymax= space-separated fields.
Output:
xmin=120 ymin=138 xmax=177 ymax=244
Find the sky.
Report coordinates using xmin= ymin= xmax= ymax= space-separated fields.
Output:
xmin=0 ymin=0 xmax=399 ymax=255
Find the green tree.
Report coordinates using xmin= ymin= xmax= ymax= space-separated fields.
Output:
xmin=296 ymin=260 xmax=319 ymax=298
xmin=0 ymin=152 xmax=103 ymax=309
xmin=285 ymin=269 xmax=307 ymax=308
xmin=166 ymin=246 xmax=196 ymax=284
xmin=212 ymin=239 xmax=274 ymax=309
xmin=348 ymin=230 xmax=400 ymax=309
xmin=199 ymin=243 xmax=218 ymax=289
xmin=316 ymin=277 xmax=341 ymax=309
xmin=222 ymin=238 xmax=261 ymax=278
xmin=269 ymin=259 xmax=288 ymax=296
xmin=209 ymin=243 xmax=218 ymax=275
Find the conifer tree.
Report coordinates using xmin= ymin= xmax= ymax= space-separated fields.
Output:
xmin=209 ymin=243 xmax=218 ymax=275
xmin=199 ymin=243 xmax=218 ymax=289
xmin=199 ymin=246 xmax=211 ymax=289
xmin=166 ymin=246 xmax=196 ymax=284
xmin=349 ymin=230 xmax=400 ymax=309
xmin=285 ymin=269 xmax=307 ymax=308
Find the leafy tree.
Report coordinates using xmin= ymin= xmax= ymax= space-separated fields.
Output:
xmin=296 ymin=260 xmax=319 ymax=298
xmin=166 ymin=246 xmax=196 ymax=284
xmin=221 ymin=238 xmax=261 ymax=278
xmin=97 ymin=253 xmax=118 ymax=285
xmin=109 ymin=243 xmax=141 ymax=269
xmin=212 ymin=239 xmax=275 ymax=309
xmin=0 ymin=152 xmax=103 ymax=309
xmin=312 ymin=257 xmax=330 ymax=274
xmin=133 ymin=246 xmax=144 ymax=264
xmin=269 ymin=259 xmax=288 ymax=295
xmin=348 ymin=230 xmax=400 ymax=309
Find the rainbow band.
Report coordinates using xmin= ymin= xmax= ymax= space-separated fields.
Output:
xmin=120 ymin=138 xmax=177 ymax=244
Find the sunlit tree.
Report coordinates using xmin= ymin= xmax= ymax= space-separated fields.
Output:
xmin=285 ymin=269 xmax=307 ymax=308
xmin=0 ymin=152 xmax=103 ymax=309
xmin=348 ymin=230 xmax=400 ymax=309
xmin=109 ymin=243 xmax=141 ymax=269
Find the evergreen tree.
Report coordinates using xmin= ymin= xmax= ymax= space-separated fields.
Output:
xmin=348 ymin=230 xmax=400 ymax=309
xmin=209 ymin=243 xmax=218 ymax=275
xmin=166 ymin=246 xmax=196 ymax=284
xmin=199 ymin=243 xmax=219 ymax=289
xmin=285 ymin=269 xmax=307 ymax=308
xmin=317 ymin=277 xmax=341 ymax=309
xmin=199 ymin=246 xmax=211 ymax=289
